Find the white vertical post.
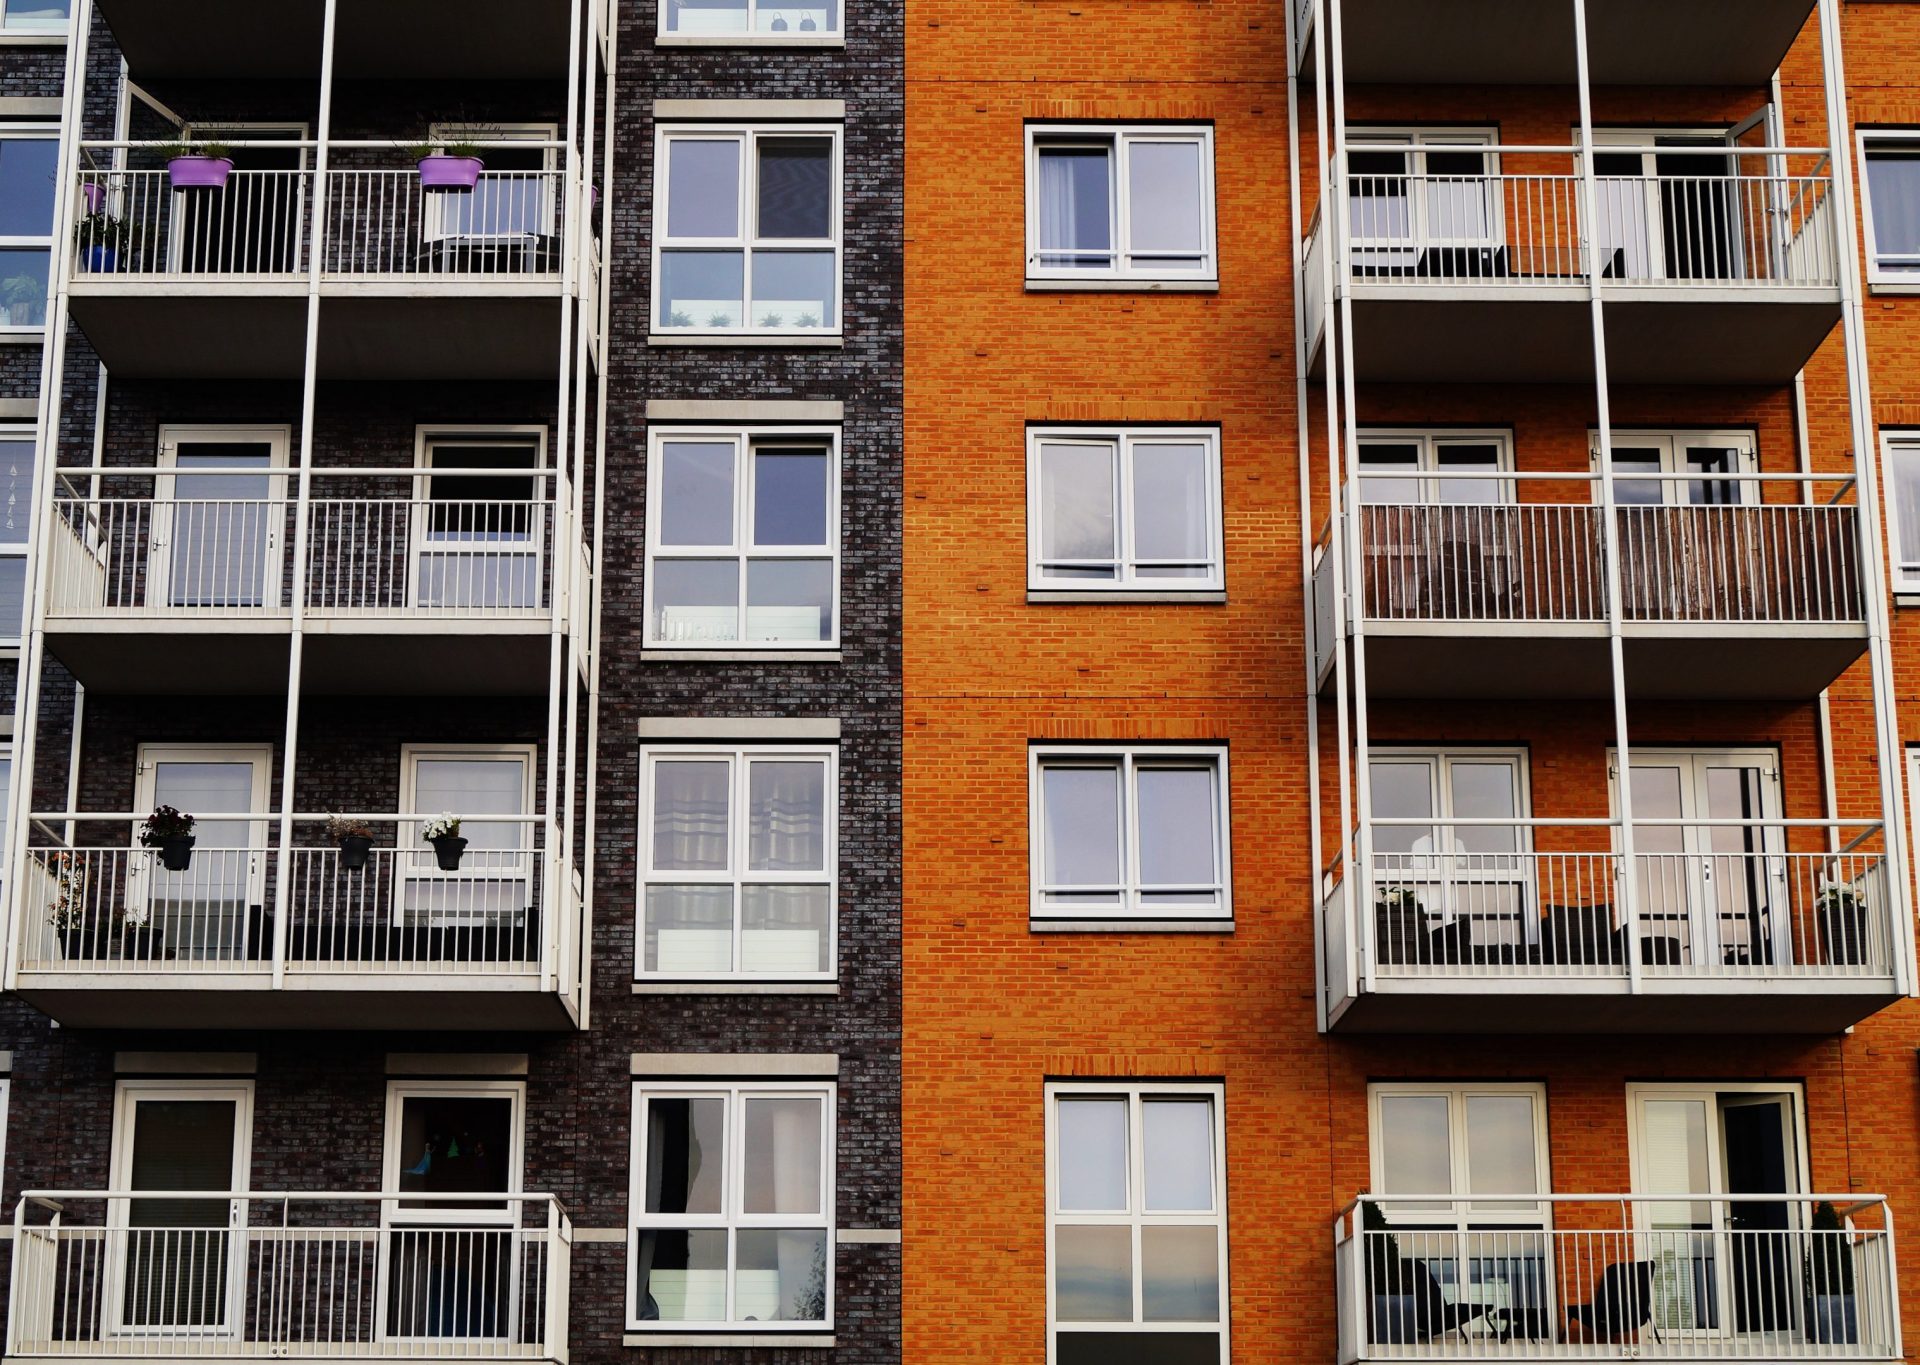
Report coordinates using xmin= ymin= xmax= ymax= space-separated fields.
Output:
xmin=1570 ymin=0 xmax=1641 ymax=986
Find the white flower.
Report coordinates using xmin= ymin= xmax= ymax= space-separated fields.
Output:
xmin=422 ymin=813 xmax=462 ymax=842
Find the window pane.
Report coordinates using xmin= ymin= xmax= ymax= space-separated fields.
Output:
xmin=1143 ymin=1098 xmax=1214 ymax=1211
xmin=3 ymin=0 xmax=68 ymax=27
xmin=663 ymin=0 xmax=746 ymax=32
xmin=394 ymin=1094 xmax=513 ymax=1197
xmin=1039 ymin=442 xmax=1117 ymax=575
xmin=741 ymin=885 xmax=831 ymax=972
xmin=1057 ymin=1096 xmax=1128 ymax=1211
xmin=1041 ymin=764 xmax=1122 ymax=892
xmin=746 ymin=559 xmax=833 ymax=641
xmin=754 ymin=0 xmax=836 ymax=31
xmin=0 ymin=249 xmax=48 ymax=329
xmin=743 ymin=1096 xmax=823 ymax=1215
xmin=735 ymin=1229 xmax=828 ymax=1321
xmin=747 ymin=760 xmax=826 ymax=872
xmin=412 ymin=759 xmax=524 ymax=851
xmin=1378 ymin=1093 xmax=1452 ymax=1204
xmin=1357 ymin=442 xmax=1420 ymax=505
xmin=635 ymin=1228 xmax=727 ymax=1322
xmin=1037 ymin=145 xmax=1114 ymax=267
xmin=0 ymin=440 xmax=31 ymax=548
xmin=666 ymin=139 xmax=741 ymax=238
xmin=651 ymin=761 xmax=731 ymax=871
xmin=642 ymin=1096 xmax=725 ymax=1214
xmin=1868 ymin=148 xmax=1920 ymax=272
xmin=659 ymin=250 xmax=744 ymax=330
xmin=1894 ymin=448 xmax=1920 ymax=575
xmin=752 ymin=446 xmax=829 ymax=546
xmin=1434 ymin=441 xmax=1502 ymax=505
xmin=659 ymin=441 xmax=736 ymax=546
xmin=1640 ymin=1098 xmax=1714 ymax=1228
xmin=653 ymin=559 xmax=739 ymax=642
xmin=1465 ymin=1094 xmax=1538 ymax=1204
xmin=1127 ymin=140 xmax=1204 ymax=255
xmin=748 ymin=250 xmax=834 ymax=328
xmin=1131 ymin=442 xmax=1210 ymax=571
xmin=1141 ymin=1225 xmax=1220 ymax=1322
xmin=1135 ymin=766 xmax=1218 ymax=890
xmin=1054 ymin=1225 xmax=1133 ymax=1321
xmin=757 ymin=138 xmax=832 ymax=239
xmin=1369 ymin=760 xmax=1434 ymax=856
xmin=1449 ymin=762 xmax=1517 ymax=855
xmin=645 ymin=885 xmax=734 ymax=973
xmin=0 ymin=138 xmax=57 ymax=237
xmin=1611 ymin=448 xmax=1665 ymax=505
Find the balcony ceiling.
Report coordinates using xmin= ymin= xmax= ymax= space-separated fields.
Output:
xmin=1328 ymin=981 xmax=1902 ymax=1034
xmin=1302 ymin=0 xmax=1814 ymax=85
xmin=94 ymin=0 xmax=573 ymax=81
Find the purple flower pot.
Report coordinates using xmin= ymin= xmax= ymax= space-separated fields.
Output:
xmin=418 ymin=155 xmax=484 ymax=192
xmin=80 ymin=181 xmax=106 ymax=214
xmin=168 ymin=156 xmax=233 ymax=190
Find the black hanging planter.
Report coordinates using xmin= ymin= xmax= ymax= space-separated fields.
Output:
xmin=430 ymin=835 xmax=468 ymax=872
xmin=158 ymin=835 xmax=195 ymax=872
xmin=338 ymin=834 xmax=374 ymax=872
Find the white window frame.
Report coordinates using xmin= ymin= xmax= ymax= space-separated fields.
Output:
xmin=131 ymin=742 xmax=274 ymax=946
xmin=1368 ymin=746 xmax=1533 ymax=942
xmin=410 ymin=425 xmax=549 ymax=614
xmin=1355 ymin=428 xmax=1514 ymax=505
xmin=396 ymin=743 xmax=538 ymax=929
xmin=1044 ymin=1081 xmax=1230 ymax=1365
xmin=652 ymin=124 xmax=845 ymax=337
xmin=1857 ymin=129 xmax=1920 ymax=286
xmin=380 ymin=1079 xmax=527 ymax=1224
xmin=636 ymin=743 xmax=838 ymax=981
xmin=1025 ymin=124 xmax=1218 ymax=283
xmin=0 ymin=0 xmax=70 ymax=33
xmin=656 ymin=0 xmax=843 ymax=42
xmin=643 ymin=425 xmax=841 ymax=649
xmin=0 ymin=122 xmax=57 ymax=333
xmin=1025 ymin=427 xmax=1223 ymax=592
xmin=1589 ymin=428 xmax=1758 ymax=507
xmin=1883 ymin=431 xmax=1920 ymax=591
xmin=153 ymin=424 xmax=291 ymax=614
xmin=1346 ymin=127 xmax=1502 ymax=264
xmin=1366 ymin=1081 xmax=1550 ymax=1228
xmin=0 ymin=424 xmax=35 ymax=642
xmin=626 ymin=1078 xmax=837 ymax=1333
xmin=1028 ymin=745 xmax=1232 ymax=922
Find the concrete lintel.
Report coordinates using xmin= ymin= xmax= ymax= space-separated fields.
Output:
xmin=116 ymin=1051 xmax=257 ymax=1074
xmin=386 ymin=1052 xmax=529 ymax=1076
xmin=637 ymin=716 xmax=840 ymax=741
xmin=654 ymin=98 xmax=844 ymax=121
xmin=645 ymin=399 xmax=843 ymax=423
xmin=631 ymin=1052 xmax=840 ymax=1077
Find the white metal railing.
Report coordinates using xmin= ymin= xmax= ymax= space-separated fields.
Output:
xmin=1358 ymin=503 xmax=1607 ymax=623
xmin=1334 ymin=1194 xmax=1899 ymax=1362
xmin=8 ymin=1192 xmax=570 ymax=1362
xmin=1335 ymin=819 xmax=1892 ymax=982
xmin=306 ymin=499 xmax=553 ymax=617
xmin=1615 ymin=503 xmax=1860 ymax=623
xmin=74 ymin=169 xmax=312 ymax=278
xmin=44 ymin=497 xmax=286 ymax=615
xmin=18 ymin=818 xmax=553 ymax=980
xmin=323 ymin=170 xmax=566 ymax=279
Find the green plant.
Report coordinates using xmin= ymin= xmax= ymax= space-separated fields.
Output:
xmin=706 ymin=311 xmax=732 ymax=328
xmin=422 ymin=813 xmax=463 ymax=843
xmin=667 ymin=309 xmax=694 ymax=327
xmin=795 ymin=312 xmax=820 ymax=328
xmin=1817 ymin=883 xmax=1860 ymax=914
xmin=762 ymin=312 xmax=785 ymax=328
xmin=45 ymin=851 xmax=86 ymax=930
xmin=406 ymin=122 xmax=501 ymax=161
xmin=3 ymin=272 xmax=44 ymax=308
xmin=1361 ymin=1199 xmax=1407 ymax=1294
xmin=156 ymin=141 xmax=231 ymax=161
xmin=139 ymin=805 xmax=194 ymax=847
xmin=1375 ymin=885 xmax=1422 ymax=916
xmin=1808 ymin=1200 xmax=1856 ymax=1296
xmin=75 ymin=210 xmax=142 ymax=251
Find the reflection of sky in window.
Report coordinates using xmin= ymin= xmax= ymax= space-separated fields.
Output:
xmin=1135 ymin=768 xmax=1216 ymax=887
xmin=1131 ymin=443 xmax=1208 ymax=561
xmin=1058 ymin=1097 xmax=1127 ymax=1210
xmin=1127 ymin=143 xmax=1202 ymax=252
xmin=1143 ymin=1099 xmax=1213 ymax=1210
xmin=1868 ymin=148 xmax=1920 ymax=269
xmin=1465 ymin=1094 xmax=1538 ymax=1198
xmin=0 ymin=138 xmax=56 ymax=235
xmin=1042 ymin=766 xmax=1121 ymax=887
xmin=1141 ymin=1225 xmax=1220 ymax=1322
xmin=667 ymin=140 xmax=741 ymax=238
xmin=753 ymin=448 xmax=828 ymax=546
xmin=1040 ymin=443 xmax=1116 ymax=564
xmin=660 ymin=442 xmax=735 ymax=545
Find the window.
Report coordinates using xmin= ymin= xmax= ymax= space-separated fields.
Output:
xmin=1046 ymin=1083 xmax=1228 ymax=1365
xmin=645 ymin=427 xmax=838 ymax=647
xmin=1593 ymin=429 xmax=1756 ymax=507
xmin=1885 ymin=434 xmax=1920 ymax=590
xmin=1026 ymin=125 xmax=1217 ymax=283
xmin=414 ymin=429 xmax=546 ymax=612
xmin=0 ymin=126 xmax=58 ymax=332
xmin=399 ymin=746 xmax=536 ymax=929
xmin=1347 ymin=130 xmax=1498 ymax=273
xmin=1028 ymin=428 xmax=1223 ymax=592
xmin=629 ymin=1081 xmax=834 ymax=1331
xmin=654 ymin=126 xmax=841 ymax=335
xmin=1860 ymin=131 xmax=1920 ymax=282
xmin=639 ymin=745 xmax=835 ymax=979
xmin=1356 ymin=430 xmax=1511 ymax=505
xmin=1 ymin=0 xmax=67 ymax=30
xmin=659 ymin=0 xmax=840 ymax=39
xmin=427 ymin=123 xmax=556 ymax=245
xmin=1029 ymin=746 xmax=1231 ymax=922
xmin=0 ymin=427 xmax=34 ymax=639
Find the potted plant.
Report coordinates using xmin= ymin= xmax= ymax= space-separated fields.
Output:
xmin=74 ymin=209 xmax=141 ymax=273
xmin=2 ymin=270 xmax=44 ymax=327
xmin=45 ymin=851 xmax=99 ymax=960
xmin=407 ymin=126 xmax=495 ymax=192
xmin=327 ymin=815 xmax=375 ymax=872
xmin=159 ymin=141 xmax=234 ymax=190
xmin=1362 ymin=1199 xmax=1418 ymax=1345
xmin=140 ymin=805 xmax=196 ymax=872
xmin=1817 ymin=883 xmax=1869 ymax=967
xmin=120 ymin=904 xmax=162 ymax=963
xmin=1807 ymin=1200 xmax=1858 ymax=1344
xmin=423 ymin=813 xmax=467 ymax=871
xmin=1373 ymin=885 xmax=1426 ymax=965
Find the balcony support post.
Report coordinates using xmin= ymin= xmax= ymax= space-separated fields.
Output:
xmin=269 ymin=0 xmax=341 ymax=989
xmin=1570 ymin=0 xmax=1642 ymax=989
xmin=4 ymin=0 xmax=95 ymax=991
xmin=1817 ymin=0 xmax=1916 ymax=995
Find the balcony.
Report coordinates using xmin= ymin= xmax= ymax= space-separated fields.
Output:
xmin=1301 ymin=153 xmax=1840 ymax=384
xmin=1311 ymin=479 xmax=1866 ymax=701
xmin=9 ymin=1192 xmax=570 ymax=1363
xmin=67 ymin=154 xmax=589 ymax=380
xmin=1294 ymin=0 xmax=1816 ymax=85
xmin=1319 ymin=819 xmax=1900 ymax=1032
xmin=1333 ymin=1194 xmax=1899 ymax=1364
xmin=41 ymin=472 xmax=566 ymax=694
xmin=11 ymin=815 xmax=584 ymax=1030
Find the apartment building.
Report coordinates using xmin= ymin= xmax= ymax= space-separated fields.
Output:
xmin=906 ymin=1 xmax=1920 ymax=1363
xmin=0 ymin=2 xmax=902 ymax=1365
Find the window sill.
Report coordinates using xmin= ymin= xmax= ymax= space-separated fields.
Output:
xmin=1869 ymin=282 xmax=1920 ymax=296
xmin=648 ymin=332 xmax=844 ymax=348
xmin=1028 ymin=589 xmax=1225 ymax=605
xmin=0 ymin=32 xmax=67 ymax=44
xmin=655 ymin=33 xmax=845 ymax=46
xmin=633 ymin=981 xmax=839 ymax=995
xmin=625 ymin=1334 xmax=835 ymax=1349
xmin=642 ymin=649 xmax=842 ymax=663
xmin=1895 ymin=593 xmax=1920 ymax=609
xmin=1025 ymin=278 xmax=1219 ymax=294
xmin=1031 ymin=919 xmax=1235 ymax=934
xmin=0 ymin=330 xmax=46 ymax=344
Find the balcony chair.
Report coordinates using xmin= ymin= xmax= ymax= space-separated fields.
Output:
xmin=1373 ymin=1258 xmax=1500 ymax=1345
xmin=1564 ymin=1260 xmax=1659 ymax=1345
xmin=1540 ymin=903 xmax=1618 ymax=967
xmin=1610 ymin=925 xmax=1686 ymax=966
